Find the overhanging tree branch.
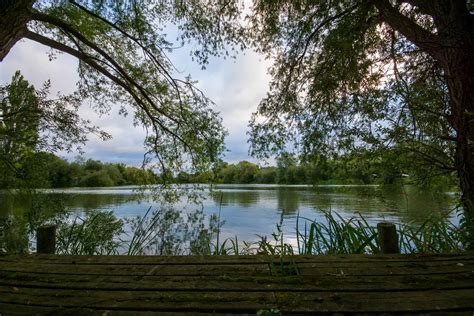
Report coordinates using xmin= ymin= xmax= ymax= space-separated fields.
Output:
xmin=372 ymin=0 xmax=442 ymax=58
xmin=23 ymin=30 xmax=188 ymax=149
xmin=397 ymin=0 xmax=436 ymax=16
xmin=52 ymin=2 xmax=195 ymax=134
xmin=30 ymin=11 xmax=180 ymax=126
xmin=67 ymin=0 xmax=181 ymax=93
xmin=281 ymin=2 xmax=362 ymax=105
xmin=297 ymin=2 xmax=362 ymax=65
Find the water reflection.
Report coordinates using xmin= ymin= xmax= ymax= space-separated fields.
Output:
xmin=212 ymin=190 xmax=261 ymax=208
xmin=63 ymin=193 xmax=138 ymax=212
xmin=0 ymin=191 xmax=70 ymax=253
xmin=0 ymin=184 xmax=458 ymax=252
xmin=209 ymin=185 xmax=456 ymax=224
xmin=276 ymin=187 xmax=300 ymax=215
xmin=1 ymin=185 xmax=458 ymax=223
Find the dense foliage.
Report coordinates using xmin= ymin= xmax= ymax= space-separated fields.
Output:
xmin=176 ymin=153 xmax=455 ymax=187
xmin=0 ymin=72 xmax=154 ymax=189
xmin=1 ymin=0 xmax=227 ymax=180
xmin=241 ymin=0 xmax=473 ymax=245
xmin=0 ymin=153 xmax=156 ymax=189
xmin=0 ymin=71 xmax=109 ymax=188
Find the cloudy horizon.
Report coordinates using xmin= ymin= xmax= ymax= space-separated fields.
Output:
xmin=0 ymin=38 xmax=273 ymax=167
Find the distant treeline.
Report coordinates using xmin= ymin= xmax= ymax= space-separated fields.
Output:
xmin=177 ymin=161 xmax=377 ymax=185
xmin=1 ymin=151 xmax=455 ymax=189
xmin=176 ymin=152 xmax=455 ymax=188
xmin=0 ymin=152 xmax=157 ymax=189
xmin=176 ymin=154 xmax=407 ymax=185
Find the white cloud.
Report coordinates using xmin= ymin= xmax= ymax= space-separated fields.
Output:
xmin=0 ymin=39 xmax=78 ymax=94
xmin=178 ymin=51 xmax=273 ymax=163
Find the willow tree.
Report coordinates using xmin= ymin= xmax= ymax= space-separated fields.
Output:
xmin=135 ymin=0 xmax=472 ymax=242
xmin=221 ymin=1 xmax=473 ymax=243
xmin=0 ymin=0 xmax=230 ymax=177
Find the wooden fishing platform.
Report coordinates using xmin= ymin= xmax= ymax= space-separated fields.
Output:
xmin=0 ymin=253 xmax=473 ymax=314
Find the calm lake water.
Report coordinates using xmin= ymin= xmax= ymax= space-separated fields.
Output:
xmin=1 ymin=184 xmax=459 ymax=244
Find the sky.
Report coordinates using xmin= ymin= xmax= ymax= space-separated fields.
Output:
xmin=0 ymin=37 xmax=272 ymax=167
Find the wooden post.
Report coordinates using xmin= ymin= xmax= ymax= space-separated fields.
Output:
xmin=377 ymin=222 xmax=400 ymax=254
xmin=36 ymin=225 xmax=56 ymax=254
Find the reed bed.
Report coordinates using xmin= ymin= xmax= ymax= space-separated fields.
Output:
xmin=49 ymin=208 xmax=464 ymax=256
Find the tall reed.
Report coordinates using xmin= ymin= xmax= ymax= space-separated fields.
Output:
xmin=56 ymin=210 xmax=123 ymax=255
xmin=296 ymin=211 xmax=379 ymax=255
xmin=291 ymin=210 xmax=463 ymax=255
xmin=51 ymin=207 xmax=464 ymax=256
xmin=210 ymin=210 xmax=463 ymax=256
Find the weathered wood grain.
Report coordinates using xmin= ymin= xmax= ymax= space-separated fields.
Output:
xmin=1 ymin=253 xmax=473 ymax=265
xmin=0 ymin=253 xmax=473 ymax=314
xmin=0 ymin=270 xmax=472 ymax=291
xmin=1 ymin=260 xmax=472 ymax=277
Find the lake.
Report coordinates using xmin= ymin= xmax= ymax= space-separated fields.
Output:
xmin=1 ymin=184 xmax=459 ymax=246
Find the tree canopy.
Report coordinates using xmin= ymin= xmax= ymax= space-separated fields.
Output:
xmin=0 ymin=71 xmax=107 ymax=188
xmin=193 ymin=0 xmax=473 ymax=243
xmin=244 ymin=1 xmax=464 ymax=175
xmin=247 ymin=0 xmax=473 ymax=245
xmin=1 ymin=0 xmax=229 ymax=179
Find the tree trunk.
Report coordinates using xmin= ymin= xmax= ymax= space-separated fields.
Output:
xmin=442 ymin=50 xmax=474 ymax=248
xmin=374 ymin=0 xmax=474 ymax=248
xmin=434 ymin=3 xmax=474 ymax=248
xmin=0 ymin=0 xmax=34 ymax=61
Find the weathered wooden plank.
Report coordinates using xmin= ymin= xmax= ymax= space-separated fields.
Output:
xmin=1 ymin=285 xmax=473 ymax=313
xmin=0 ymin=286 xmax=277 ymax=312
xmin=271 ymin=258 xmax=474 ymax=270
xmin=3 ymin=257 xmax=472 ymax=271
xmin=0 ymin=254 xmax=267 ymax=265
xmin=0 ymin=302 xmax=61 ymax=315
xmin=3 ymin=255 xmax=473 ymax=268
xmin=0 ymin=270 xmax=472 ymax=292
xmin=1 ymin=253 xmax=473 ymax=265
xmin=3 ymin=256 xmax=472 ymax=275
xmin=0 ymin=262 xmax=271 ymax=276
xmin=273 ymin=289 xmax=474 ymax=313
xmin=0 ymin=302 xmax=470 ymax=316
xmin=1 ymin=260 xmax=472 ymax=277
xmin=0 ymin=303 xmax=237 ymax=316
xmin=295 ymin=261 xmax=474 ymax=276
xmin=4 ymin=255 xmax=474 ymax=266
